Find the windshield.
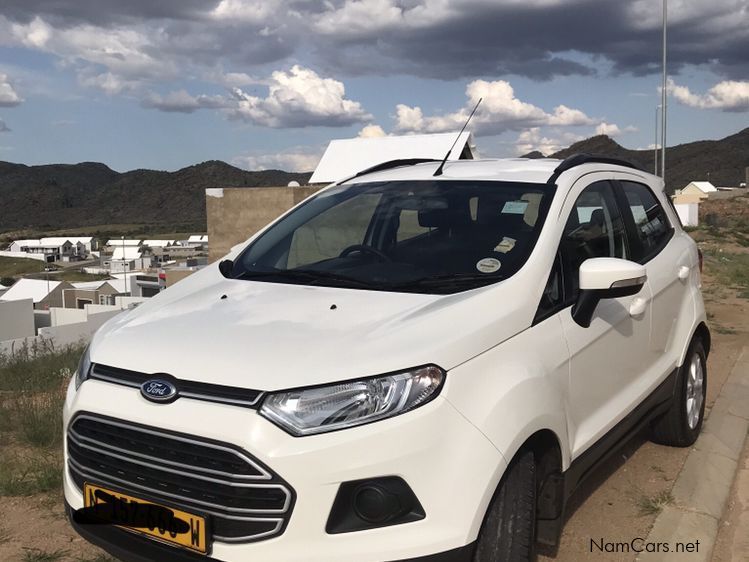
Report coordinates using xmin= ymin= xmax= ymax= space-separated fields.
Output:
xmin=233 ymin=180 xmax=554 ymax=294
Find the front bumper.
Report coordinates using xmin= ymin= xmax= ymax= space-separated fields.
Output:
xmin=63 ymin=379 xmax=505 ymax=562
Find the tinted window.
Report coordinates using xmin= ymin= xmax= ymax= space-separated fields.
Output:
xmin=620 ymin=181 xmax=673 ymax=261
xmin=560 ymin=181 xmax=629 ymax=297
xmin=235 ymin=180 xmax=554 ymax=294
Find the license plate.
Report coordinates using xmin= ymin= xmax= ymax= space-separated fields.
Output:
xmin=83 ymin=483 xmax=209 ymax=554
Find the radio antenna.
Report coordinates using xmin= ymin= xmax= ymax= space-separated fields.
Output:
xmin=433 ymin=97 xmax=482 ymax=177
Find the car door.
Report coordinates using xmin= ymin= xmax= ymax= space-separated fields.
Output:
xmin=615 ymin=179 xmax=690 ymax=379
xmin=555 ymin=179 xmax=653 ymax=458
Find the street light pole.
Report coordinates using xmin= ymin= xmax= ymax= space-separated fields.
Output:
xmin=121 ymin=236 xmax=128 ymax=295
xmin=654 ymin=105 xmax=660 ymax=176
xmin=661 ymin=0 xmax=668 ymax=183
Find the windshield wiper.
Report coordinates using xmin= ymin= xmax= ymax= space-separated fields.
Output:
xmin=234 ymin=268 xmax=377 ymax=289
xmin=388 ymin=272 xmax=505 ymax=291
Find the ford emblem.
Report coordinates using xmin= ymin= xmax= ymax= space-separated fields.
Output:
xmin=140 ymin=379 xmax=178 ymax=403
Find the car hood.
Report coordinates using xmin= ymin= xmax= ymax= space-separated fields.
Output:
xmin=91 ymin=267 xmax=533 ymax=391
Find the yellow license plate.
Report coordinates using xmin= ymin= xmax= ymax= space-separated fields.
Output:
xmin=84 ymin=483 xmax=208 ymax=554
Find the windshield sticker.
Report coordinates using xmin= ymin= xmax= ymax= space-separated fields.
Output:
xmin=494 ymin=237 xmax=516 ymax=254
xmin=476 ymin=258 xmax=501 ymax=273
xmin=502 ymin=200 xmax=529 ymax=215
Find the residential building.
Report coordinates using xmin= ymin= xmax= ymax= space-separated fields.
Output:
xmin=64 ymin=281 xmax=123 ymax=308
xmin=309 ymin=131 xmax=476 ymax=184
xmin=106 ymin=239 xmax=142 ymax=248
xmin=677 ymin=181 xmax=718 ymax=199
xmin=206 ymin=187 xmax=321 ymax=261
xmin=0 ymin=278 xmax=73 ymax=309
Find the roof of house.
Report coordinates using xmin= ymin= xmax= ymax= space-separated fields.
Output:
xmin=188 ymin=235 xmax=207 ymax=242
xmin=39 ymin=237 xmax=73 ymax=246
xmin=104 ymin=279 xmax=129 ymax=293
xmin=142 ymin=240 xmax=176 ymax=247
xmin=107 ymin=239 xmax=142 ymax=247
xmin=12 ymin=239 xmax=42 ymax=247
xmin=112 ymin=246 xmax=143 ymax=261
xmin=71 ymin=280 xmax=109 ymax=290
xmin=686 ymin=181 xmax=718 ymax=193
xmin=309 ymin=132 xmax=476 ymax=184
xmin=0 ymin=278 xmax=62 ymax=303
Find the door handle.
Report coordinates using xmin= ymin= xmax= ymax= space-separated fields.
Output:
xmin=678 ymin=265 xmax=690 ymax=281
xmin=629 ymin=297 xmax=647 ymax=317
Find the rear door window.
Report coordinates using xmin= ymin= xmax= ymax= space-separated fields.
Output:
xmin=619 ymin=181 xmax=673 ymax=262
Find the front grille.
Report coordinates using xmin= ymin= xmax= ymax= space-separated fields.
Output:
xmin=90 ymin=364 xmax=264 ymax=408
xmin=67 ymin=413 xmax=294 ymax=543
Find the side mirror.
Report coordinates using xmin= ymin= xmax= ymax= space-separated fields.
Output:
xmin=218 ymin=259 xmax=235 ymax=279
xmin=572 ymin=258 xmax=647 ymax=328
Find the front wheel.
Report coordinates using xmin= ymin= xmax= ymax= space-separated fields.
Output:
xmin=650 ymin=338 xmax=707 ymax=447
xmin=473 ymin=450 xmax=536 ymax=562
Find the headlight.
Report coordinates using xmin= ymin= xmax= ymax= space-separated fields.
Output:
xmin=260 ymin=365 xmax=445 ymax=436
xmin=74 ymin=346 xmax=92 ymax=390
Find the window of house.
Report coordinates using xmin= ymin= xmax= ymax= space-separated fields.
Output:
xmin=620 ymin=181 xmax=673 ymax=262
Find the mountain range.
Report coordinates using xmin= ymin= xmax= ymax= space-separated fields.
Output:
xmin=0 ymin=160 xmax=310 ymax=233
xmin=531 ymin=126 xmax=749 ymax=192
xmin=1 ymin=127 xmax=747 ymax=233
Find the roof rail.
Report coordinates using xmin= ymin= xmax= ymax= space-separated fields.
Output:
xmin=336 ymin=158 xmax=439 ymax=185
xmin=547 ymin=153 xmax=645 ymax=185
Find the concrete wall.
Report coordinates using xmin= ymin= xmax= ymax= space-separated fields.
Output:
xmin=206 ymin=186 xmax=322 ymax=263
xmin=0 ymin=298 xmax=35 ymax=341
xmin=0 ymin=250 xmax=46 ymax=262
xmin=706 ymin=190 xmax=748 ymax=201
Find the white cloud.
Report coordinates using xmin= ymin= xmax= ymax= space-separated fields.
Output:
xmin=358 ymin=124 xmax=387 ymax=137
xmin=0 ymin=118 xmax=10 ymax=132
xmin=228 ymin=65 xmax=371 ymax=128
xmin=0 ymin=73 xmax=23 ymax=106
xmin=78 ymin=71 xmax=141 ymax=95
xmin=395 ymin=79 xmax=596 ymax=136
xmin=668 ymin=78 xmax=749 ymax=112
xmin=232 ymin=147 xmax=322 ymax=172
xmin=210 ymin=0 xmax=283 ymax=23
xmin=142 ymin=90 xmax=227 ymax=113
xmin=595 ymin=122 xmax=622 ymax=136
xmin=515 ymin=128 xmax=562 ymax=156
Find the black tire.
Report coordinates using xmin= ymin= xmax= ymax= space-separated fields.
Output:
xmin=474 ymin=450 xmax=536 ymax=562
xmin=650 ymin=338 xmax=707 ymax=447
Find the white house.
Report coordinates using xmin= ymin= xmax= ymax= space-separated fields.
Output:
xmin=8 ymin=239 xmax=41 ymax=252
xmin=107 ymin=238 xmax=142 ymax=247
xmin=0 ymin=278 xmax=72 ymax=309
xmin=109 ymin=246 xmax=152 ymax=273
xmin=678 ymin=181 xmax=718 ymax=199
xmin=142 ymin=239 xmax=176 ymax=249
xmin=309 ymin=132 xmax=477 ymax=184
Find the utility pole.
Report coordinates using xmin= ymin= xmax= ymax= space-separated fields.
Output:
xmin=661 ymin=0 xmax=668 ymax=183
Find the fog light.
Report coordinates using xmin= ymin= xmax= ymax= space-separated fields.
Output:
xmin=326 ymin=476 xmax=425 ymax=534
xmin=353 ymin=485 xmax=401 ymax=523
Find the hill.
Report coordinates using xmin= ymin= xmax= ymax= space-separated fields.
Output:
xmin=0 ymin=160 xmax=311 ymax=232
xmin=529 ymin=127 xmax=749 ymax=193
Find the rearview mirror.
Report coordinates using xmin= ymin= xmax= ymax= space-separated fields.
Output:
xmin=218 ymin=259 xmax=234 ymax=279
xmin=572 ymin=258 xmax=646 ymax=328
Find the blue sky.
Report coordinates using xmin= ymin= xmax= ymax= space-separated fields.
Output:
xmin=0 ymin=1 xmax=747 ymax=172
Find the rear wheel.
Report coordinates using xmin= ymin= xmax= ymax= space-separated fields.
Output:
xmin=474 ymin=450 xmax=536 ymax=562
xmin=650 ymin=338 xmax=707 ymax=447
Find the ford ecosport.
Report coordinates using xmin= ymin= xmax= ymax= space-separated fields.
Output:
xmin=64 ymin=155 xmax=709 ymax=562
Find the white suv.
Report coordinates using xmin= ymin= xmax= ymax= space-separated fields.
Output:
xmin=64 ymin=155 xmax=709 ymax=562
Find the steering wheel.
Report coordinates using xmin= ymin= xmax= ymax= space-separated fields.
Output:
xmin=339 ymin=244 xmax=392 ymax=262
